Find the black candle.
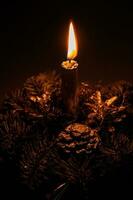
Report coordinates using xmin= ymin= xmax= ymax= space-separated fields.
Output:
xmin=61 ymin=22 xmax=78 ymax=113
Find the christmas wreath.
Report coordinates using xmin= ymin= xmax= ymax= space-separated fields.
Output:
xmin=0 ymin=72 xmax=133 ymax=199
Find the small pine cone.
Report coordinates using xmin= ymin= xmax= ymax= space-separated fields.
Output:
xmin=101 ymin=81 xmax=133 ymax=105
xmin=57 ymin=123 xmax=100 ymax=155
xmin=24 ymin=71 xmax=61 ymax=102
xmin=23 ymin=72 xmax=62 ymax=118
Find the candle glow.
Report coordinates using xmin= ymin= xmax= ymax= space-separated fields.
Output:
xmin=67 ymin=22 xmax=78 ymax=60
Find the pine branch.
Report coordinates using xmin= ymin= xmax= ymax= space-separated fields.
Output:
xmin=19 ymin=133 xmax=55 ymax=189
xmin=0 ymin=112 xmax=31 ymax=156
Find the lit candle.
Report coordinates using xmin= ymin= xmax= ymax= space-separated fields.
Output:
xmin=61 ymin=21 xmax=78 ymax=113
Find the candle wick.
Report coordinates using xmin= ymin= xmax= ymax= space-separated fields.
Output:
xmin=68 ymin=59 xmax=71 ymax=63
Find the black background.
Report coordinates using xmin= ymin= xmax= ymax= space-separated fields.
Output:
xmin=0 ymin=1 xmax=133 ymax=101
xmin=0 ymin=1 xmax=133 ymax=199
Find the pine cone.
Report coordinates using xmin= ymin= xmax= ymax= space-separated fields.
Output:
xmin=101 ymin=81 xmax=133 ymax=106
xmin=23 ymin=72 xmax=63 ymax=121
xmin=57 ymin=123 xmax=100 ymax=155
xmin=24 ymin=71 xmax=61 ymax=103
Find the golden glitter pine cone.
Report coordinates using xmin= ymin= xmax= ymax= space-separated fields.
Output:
xmin=57 ymin=123 xmax=100 ymax=155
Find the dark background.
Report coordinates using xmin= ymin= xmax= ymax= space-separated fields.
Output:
xmin=0 ymin=1 xmax=133 ymax=101
xmin=0 ymin=1 xmax=133 ymax=199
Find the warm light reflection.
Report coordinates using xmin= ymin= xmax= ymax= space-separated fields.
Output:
xmin=67 ymin=22 xmax=78 ymax=60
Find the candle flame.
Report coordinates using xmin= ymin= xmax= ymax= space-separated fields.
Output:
xmin=67 ymin=22 xmax=78 ymax=60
